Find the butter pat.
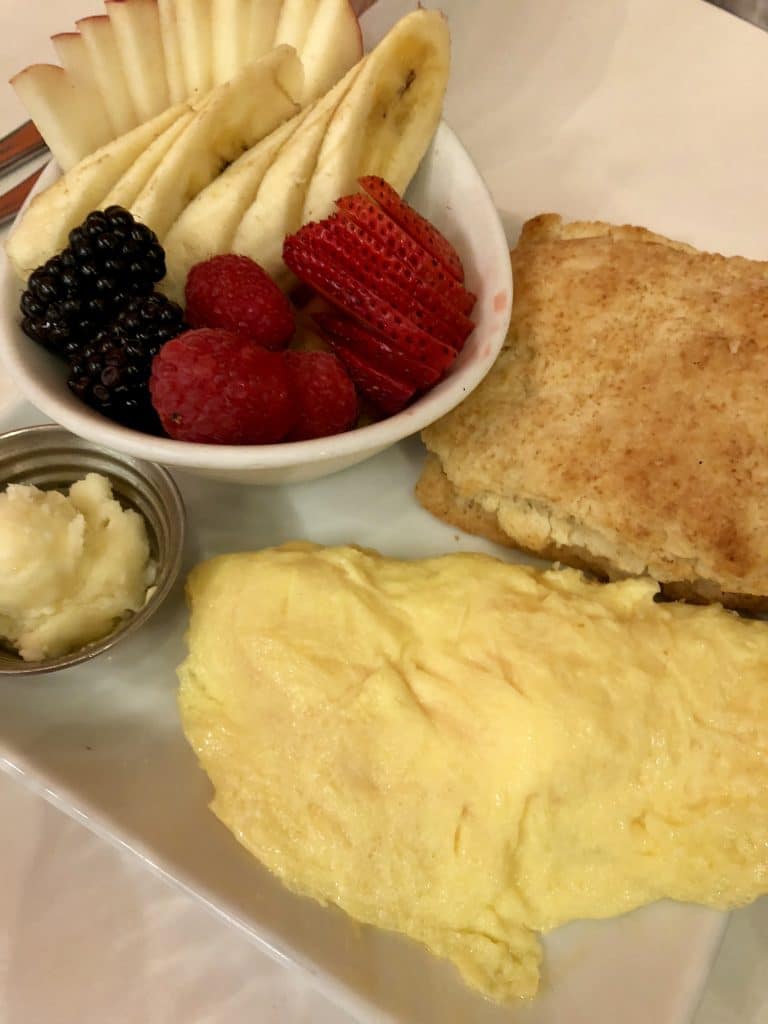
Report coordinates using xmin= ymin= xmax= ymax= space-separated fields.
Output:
xmin=178 ymin=543 xmax=768 ymax=1003
xmin=0 ymin=473 xmax=154 ymax=661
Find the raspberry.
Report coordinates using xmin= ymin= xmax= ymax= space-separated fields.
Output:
xmin=284 ymin=351 xmax=358 ymax=441
xmin=150 ymin=329 xmax=296 ymax=444
xmin=184 ymin=254 xmax=295 ymax=350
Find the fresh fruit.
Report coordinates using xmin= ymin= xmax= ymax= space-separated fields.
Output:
xmin=77 ymin=15 xmax=139 ymax=136
xmin=231 ymin=58 xmax=365 ymax=287
xmin=20 ymin=206 xmax=166 ymax=361
xmin=284 ymin=350 xmax=357 ymax=440
xmin=291 ymin=0 xmax=362 ymax=102
xmin=335 ymin=193 xmax=476 ymax=316
xmin=211 ymin=0 xmax=282 ymax=85
xmin=101 ymin=111 xmax=196 ymax=210
xmin=9 ymin=64 xmax=107 ymax=173
xmin=157 ymin=0 xmax=187 ymax=103
xmin=326 ymin=342 xmax=415 ymax=415
xmin=52 ymin=32 xmax=115 ymax=154
xmin=161 ymin=108 xmax=310 ymax=303
xmin=68 ymin=292 xmax=185 ymax=432
xmin=359 ymin=175 xmax=464 ymax=283
xmin=129 ymin=44 xmax=304 ymax=240
xmin=106 ymin=0 xmax=171 ymax=123
xmin=6 ymin=103 xmax=187 ymax=281
xmin=184 ymin=254 xmax=295 ymax=349
xmin=150 ymin=328 xmax=296 ymax=443
xmin=302 ymin=9 xmax=450 ymax=222
xmin=166 ymin=0 xmax=214 ymax=97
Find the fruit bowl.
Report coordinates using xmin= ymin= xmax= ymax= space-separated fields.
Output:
xmin=0 ymin=122 xmax=512 ymax=485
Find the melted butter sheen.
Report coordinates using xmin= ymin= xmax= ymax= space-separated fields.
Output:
xmin=178 ymin=543 xmax=768 ymax=1002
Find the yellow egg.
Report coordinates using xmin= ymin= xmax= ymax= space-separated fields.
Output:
xmin=177 ymin=543 xmax=768 ymax=1002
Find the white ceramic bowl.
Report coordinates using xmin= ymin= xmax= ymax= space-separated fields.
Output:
xmin=0 ymin=122 xmax=512 ymax=484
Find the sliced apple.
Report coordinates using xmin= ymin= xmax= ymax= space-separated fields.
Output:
xmin=303 ymin=9 xmax=450 ymax=222
xmin=101 ymin=110 xmax=195 ymax=209
xmin=299 ymin=0 xmax=362 ymax=101
xmin=233 ymin=57 xmax=364 ymax=285
xmin=76 ymin=15 xmax=139 ymax=137
xmin=168 ymin=0 xmax=214 ymax=98
xmin=10 ymin=64 xmax=106 ymax=172
xmin=52 ymin=33 xmax=115 ymax=152
xmin=106 ymin=0 xmax=171 ymax=122
xmin=274 ymin=0 xmax=321 ymax=53
xmin=130 ymin=45 xmax=304 ymax=240
xmin=162 ymin=107 xmax=310 ymax=303
xmin=6 ymin=103 xmax=189 ymax=282
xmin=157 ymin=0 xmax=187 ymax=103
xmin=211 ymin=0 xmax=282 ymax=85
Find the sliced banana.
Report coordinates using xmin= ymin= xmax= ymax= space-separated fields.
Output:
xmin=101 ymin=110 xmax=195 ymax=211
xmin=129 ymin=45 xmax=305 ymax=241
xmin=232 ymin=57 xmax=365 ymax=286
xmin=161 ymin=107 xmax=311 ymax=304
xmin=303 ymin=9 xmax=450 ymax=221
xmin=6 ymin=103 xmax=189 ymax=282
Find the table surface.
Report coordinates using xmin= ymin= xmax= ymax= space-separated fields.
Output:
xmin=0 ymin=2 xmax=767 ymax=1022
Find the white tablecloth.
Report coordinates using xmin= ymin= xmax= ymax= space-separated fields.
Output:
xmin=0 ymin=1 xmax=766 ymax=1021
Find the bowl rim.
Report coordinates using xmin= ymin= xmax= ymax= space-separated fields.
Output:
xmin=0 ymin=121 xmax=512 ymax=470
xmin=0 ymin=423 xmax=186 ymax=676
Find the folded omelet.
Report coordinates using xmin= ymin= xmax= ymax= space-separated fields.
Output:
xmin=177 ymin=543 xmax=768 ymax=1002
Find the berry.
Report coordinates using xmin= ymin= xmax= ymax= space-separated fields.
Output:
xmin=184 ymin=254 xmax=295 ymax=350
xmin=334 ymin=192 xmax=475 ymax=316
xmin=67 ymin=293 xmax=186 ymax=433
xmin=284 ymin=351 xmax=358 ymax=441
xmin=313 ymin=312 xmax=439 ymax=390
xmin=359 ymin=175 xmax=465 ymax=282
xmin=328 ymin=344 xmax=416 ymax=416
xmin=150 ymin=329 xmax=296 ymax=444
xmin=281 ymin=234 xmax=457 ymax=375
xmin=20 ymin=206 xmax=166 ymax=361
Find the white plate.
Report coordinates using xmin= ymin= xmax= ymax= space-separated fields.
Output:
xmin=5 ymin=0 xmax=768 ymax=1018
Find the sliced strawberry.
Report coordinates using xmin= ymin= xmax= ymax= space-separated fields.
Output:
xmin=305 ymin=215 xmax=473 ymax=351
xmin=283 ymin=232 xmax=457 ymax=375
xmin=335 ymin=194 xmax=476 ymax=317
xmin=313 ymin=311 xmax=441 ymax=390
xmin=359 ymin=175 xmax=465 ymax=283
xmin=330 ymin=342 xmax=417 ymax=416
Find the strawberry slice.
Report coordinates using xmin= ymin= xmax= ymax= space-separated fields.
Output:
xmin=330 ymin=342 xmax=416 ymax=415
xmin=359 ymin=175 xmax=465 ymax=283
xmin=307 ymin=215 xmax=473 ymax=351
xmin=313 ymin=311 xmax=440 ymax=390
xmin=283 ymin=232 xmax=457 ymax=375
xmin=335 ymin=194 xmax=476 ymax=317
xmin=296 ymin=216 xmax=473 ymax=352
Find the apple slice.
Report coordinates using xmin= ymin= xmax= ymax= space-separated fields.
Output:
xmin=211 ymin=0 xmax=282 ymax=84
xmin=157 ymin=0 xmax=187 ymax=103
xmin=232 ymin=57 xmax=364 ymax=286
xmin=162 ymin=107 xmax=310 ymax=303
xmin=76 ymin=15 xmax=139 ymax=137
xmin=6 ymin=103 xmax=189 ymax=281
xmin=166 ymin=0 xmax=214 ymax=98
xmin=274 ymin=0 xmax=321 ymax=53
xmin=52 ymin=33 xmax=115 ymax=152
xmin=11 ymin=65 xmax=103 ymax=172
xmin=130 ymin=45 xmax=304 ymax=240
xmin=299 ymin=0 xmax=362 ymax=101
xmin=101 ymin=110 xmax=195 ymax=209
xmin=303 ymin=9 xmax=450 ymax=222
xmin=106 ymin=0 xmax=171 ymax=122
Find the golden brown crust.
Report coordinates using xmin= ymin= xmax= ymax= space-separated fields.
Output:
xmin=419 ymin=215 xmax=768 ymax=609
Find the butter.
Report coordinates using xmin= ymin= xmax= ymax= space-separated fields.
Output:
xmin=178 ymin=543 xmax=768 ymax=1002
xmin=0 ymin=473 xmax=154 ymax=661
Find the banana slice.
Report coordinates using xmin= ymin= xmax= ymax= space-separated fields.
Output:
xmin=101 ymin=110 xmax=196 ymax=210
xmin=6 ymin=103 xmax=189 ymax=282
xmin=232 ymin=57 xmax=365 ymax=286
xmin=161 ymin=107 xmax=311 ymax=304
xmin=303 ymin=9 xmax=450 ymax=222
xmin=129 ymin=45 xmax=304 ymax=241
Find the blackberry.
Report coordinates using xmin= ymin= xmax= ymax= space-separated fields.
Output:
xmin=67 ymin=292 xmax=185 ymax=433
xmin=20 ymin=206 xmax=166 ymax=361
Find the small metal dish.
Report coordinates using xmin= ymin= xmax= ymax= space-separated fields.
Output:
xmin=0 ymin=423 xmax=185 ymax=676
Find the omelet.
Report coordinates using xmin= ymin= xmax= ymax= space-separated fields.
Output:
xmin=177 ymin=543 xmax=768 ymax=1002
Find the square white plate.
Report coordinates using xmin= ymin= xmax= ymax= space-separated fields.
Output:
xmin=2 ymin=0 xmax=768 ymax=1020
